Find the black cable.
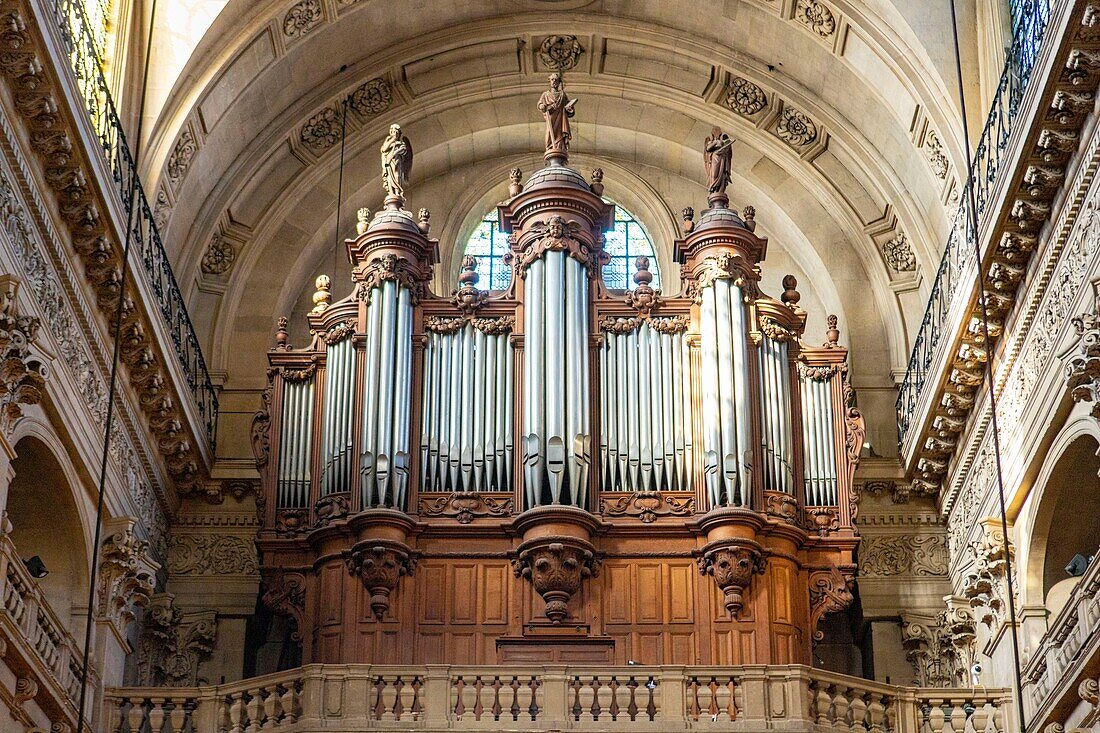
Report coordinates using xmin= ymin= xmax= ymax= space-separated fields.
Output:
xmin=947 ymin=1 xmax=1026 ymax=729
xmin=75 ymin=0 xmax=158 ymax=729
xmin=334 ymin=95 xmax=348 ymax=277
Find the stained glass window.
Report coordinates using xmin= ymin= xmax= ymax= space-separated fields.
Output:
xmin=462 ymin=204 xmax=658 ymax=291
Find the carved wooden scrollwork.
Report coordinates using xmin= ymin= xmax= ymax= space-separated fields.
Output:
xmin=511 ymin=215 xmax=608 ymax=278
xmin=697 ymin=541 xmax=766 ymax=618
xmin=251 ymin=383 xmax=272 ymax=469
xmin=763 ymin=491 xmax=799 ymax=525
xmin=354 ymin=253 xmax=431 ymax=304
xmin=418 ymin=492 xmax=513 ymax=523
xmin=346 ymin=542 xmax=417 ymax=620
xmin=261 ymin=568 xmax=307 ymax=641
xmin=809 ymin=564 xmax=855 ymax=641
xmin=600 ymin=491 xmax=694 ymax=523
xmin=512 ymin=538 xmax=601 ymax=624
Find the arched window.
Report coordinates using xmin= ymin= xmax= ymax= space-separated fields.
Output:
xmin=462 ymin=204 xmax=659 ymax=290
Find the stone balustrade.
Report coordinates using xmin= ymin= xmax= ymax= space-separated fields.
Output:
xmin=1023 ymin=555 xmax=1100 ymax=730
xmin=103 ymin=664 xmax=1012 ymax=733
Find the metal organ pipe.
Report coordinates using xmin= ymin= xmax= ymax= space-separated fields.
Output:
xmin=321 ymin=338 xmax=355 ymax=495
xmin=277 ymin=378 xmax=314 ymax=508
xmin=758 ymin=336 xmax=793 ymax=494
xmin=799 ymin=371 xmax=838 ymax=507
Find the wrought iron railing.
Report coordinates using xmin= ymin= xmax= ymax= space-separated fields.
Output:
xmin=47 ymin=0 xmax=218 ymax=447
xmin=896 ymin=0 xmax=1051 ymax=444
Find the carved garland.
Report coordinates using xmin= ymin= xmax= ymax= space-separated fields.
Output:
xmin=598 ymin=314 xmax=689 ymax=335
xmin=354 ymin=253 xmax=431 ymax=304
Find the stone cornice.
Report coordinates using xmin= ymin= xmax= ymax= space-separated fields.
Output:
xmin=0 ymin=0 xmax=213 ymax=498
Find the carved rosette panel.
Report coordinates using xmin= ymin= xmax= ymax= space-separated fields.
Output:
xmin=809 ymin=564 xmax=854 ymax=640
xmin=600 ymin=491 xmax=694 ymax=523
xmin=512 ymin=539 xmax=601 ymax=624
xmin=418 ymin=492 xmax=513 ymax=523
xmin=697 ymin=542 xmax=766 ymax=618
xmin=346 ymin=542 xmax=417 ymax=620
xmin=261 ymin=568 xmax=307 ymax=640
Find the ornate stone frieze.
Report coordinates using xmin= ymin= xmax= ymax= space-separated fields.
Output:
xmin=724 ymin=76 xmax=767 ymax=116
xmin=513 ymin=538 xmax=601 ymax=624
xmin=599 ymin=491 xmax=694 ymax=522
xmin=698 ymin=541 xmax=766 ymax=618
xmin=153 ymin=187 xmax=170 ymax=230
xmin=136 ymin=594 xmax=217 ymax=687
xmin=901 ymin=602 xmax=977 ymax=687
xmin=923 ymin=129 xmax=950 ymax=180
xmin=167 ymin=534 xmax=259 ymax=576
xmin=809 ymin=564 xmax=854 ymax=640
xmin=165 ymin=128 xmax=197 ymax=189
xmin=200 ymin=232 xmax=235 ymax=275
xmin=349 ymin=77 xmax=392 ymax=117
xmin=1066 ymin=298 xmax=1100 ymax=418
xmin=538 ymin=35 xmax=584 ymax=71
xmin=97 ymin=523 xmax=158 ymax=632
xmin=0 ymin=277 xmax=46 ymax=428
xmin=283 ymin=0 xmax=323 ymax=38
xmin=300 ymin=107 xmax=340 ymax=150
xmin=346 ymin=542 xmax=417 ymax=620
xmin=858 ymin=535 xmax=948 ymax=576
xmin=882 ymin=232 xmax=916 ymax=272
xmin=776 ymin=107 xmax=818 ymax=147
xmin=419 ymin=491 xmax=513 ymax=523
xmin=794 ymin=0 xmax=837 ymax=38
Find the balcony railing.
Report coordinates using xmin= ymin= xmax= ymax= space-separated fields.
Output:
xmin=46 ymin=0 xmax=218 ymax=447
xmin=103 ymin=664 xmax=1013 ymax=733
xmin=896 ymin=0 xmax=1051 ymax=444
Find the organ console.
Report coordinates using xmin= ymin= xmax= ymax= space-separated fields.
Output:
xmin=252 ymin=83 xmax=864 ymax=666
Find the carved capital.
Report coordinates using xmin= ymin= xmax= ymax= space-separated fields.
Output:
xmin=809 ymin=564 xmax=854 ymax=640
xmin=512 ymin=537 xmax=601 ymax=624
xmin=346 ymin=542 xmax=417 ymax=620
xmin=1066 ymin=302 xmax=1100 ymax=418
xmin=97 ymin=520 xmax=158 ymax=633
xmin=697 ymin=541 xmax=765 ymax=618
xmin=0 ymin=277 xmax=47 ymax=430
xmin=901 ymin=601 xmax=976 ymax=687
xmin=136 ymin=594 xmax=217 ymax=687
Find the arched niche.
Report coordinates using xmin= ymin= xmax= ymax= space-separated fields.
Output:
xmin=7 ymin=434 xmax=91 ymax=642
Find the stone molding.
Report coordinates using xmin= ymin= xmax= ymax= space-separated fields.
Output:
xmin=97 ymin=519 xmax=159 ymax=635
xmin=901 ymin=600 xmax=977 ymax=687
xmin=136 ymin=593 xmax=217 ymax=687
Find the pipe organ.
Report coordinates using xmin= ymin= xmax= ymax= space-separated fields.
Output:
xmin=253 ymin=95 xmax=864 ymax=667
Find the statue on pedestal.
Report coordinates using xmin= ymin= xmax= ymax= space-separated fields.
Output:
xmin=538 ymin=72 xmax=577 ymax=163
xmin=381 ymin=123 xmax=413 ymax=207
xmin=704 ymin=127 xmax=733 ymax=207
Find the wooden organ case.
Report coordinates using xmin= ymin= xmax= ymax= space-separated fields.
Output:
xmin=252 ymin=112 xmax=865 ymax=668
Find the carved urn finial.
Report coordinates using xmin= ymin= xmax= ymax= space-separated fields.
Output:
xmin=509 ymin=168 xmax=523 ymax=196
xmin=682 ymin=206 xmax=695 ymax=234
xmin=538 ymin=72 xmax=577 ymax=165
xmin=452 ymin=255 xmax=487 ymax=313
xmin=380 ymin=123 xmax=413 ymax=209
xmin=275 ymin=316 xmax=289 ymax=349
xmin=781 ymin=275 xmax=801 ymax=307
xmin=625 ymin=255 xmax=659 ymax=315
xmin=742 ymin=206 xmax=756 ymax=232
xmin=825 ymin=314 xmax=840 ymax=347
xmin=311 ymin=274 xmax=331 ymax=313
xmin=417 ymin=208 xmax=431 ymax=235
xmin=590 ymin=168 xmax=604 ymax=196
xmin=356 ymin=207 xmax=371 ymax=235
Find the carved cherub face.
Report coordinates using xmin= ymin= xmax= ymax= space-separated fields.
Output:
xmin=548 ymin=216 xmax=565 ymax=239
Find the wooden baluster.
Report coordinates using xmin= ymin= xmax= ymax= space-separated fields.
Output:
xmin=508 ymin=676 xmax=521 ymax=720
xmin=453 ymin=676 xmax=466 ymax=719
xmin=471 ymin=676 xmax=484 ymax=721
xmin=687 ymin=677 xmax=701 ymax=721
xmin=646 ymin=677 xmax=659 ymax=721
xmin=490 ymin=676 xmax=503 ymax=720
xmin=528 ymin=676 xmax=541 ymax=720
xmin=392 ymin=677 xmax=406 ymax=721
xmin=570 ymin=676 xmax=582 ymax=720
xmin=728 ymin=678 xmax=740 ymax=721
xmin=626 ymin=677 xmax=639 ymax=721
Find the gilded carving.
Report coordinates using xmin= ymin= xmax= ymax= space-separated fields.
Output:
xmin=809 ymin=564 xmax=854 ymax=640
xmin=698 ymin=542 xmax=765 ymax=617
xmin=346 ymin=543 xmax=417 ymax=620
xmin=724 ymin=76 xmax=767 ymax=116
xmin=419 ymin=491 xmax=513 ymax=523
xmin=167 ymin=534 xmax=259 ymax=575
xmin=513 ymin=539 xmax=601 ymax=624
xmin=137 ymin=594 xmax=217 ymax=687
xmin=600 ymin=491 xmax=695 ymax=522
xmin=776 ymin=107 xmax=818 ymax=147
xmin=538 ymin=35 xmax=584 ymax=71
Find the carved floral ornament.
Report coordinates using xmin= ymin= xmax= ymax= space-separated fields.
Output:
xmin=0 ymin=279 xmax=47 ymax=428
xmin=923 ymin=129 xmax=950 ymax=180
xmin=901 ymin=603 xmax=977 ymax=687
xmin=200 ymin=232 xmax=235 ymax=275
xmin=137 ymin=594 xmax=217 ymax=687
xmin=882 ymin=232 xmax=916 ymax=272
xmin=697 ymin=541 xmax=766 ymax=617
xmin=426 ymin=315 xmax=515 ymax=335
xmin=513 ymin=538 xmax=601 ymax=624
xmin=167 ymin=534 xmax=259 ymax=575
xmin=794 ymin=0 xmax=837 ymax=39
xmin=724 ymin=76 xmax=767 ymax=116
xmin=354 ymin=253 xmax=432 ymax=304
xmin=509 ymin=215 xmax=608 ymax=278
xmin=858 ymin=535 xmax=948 ymax=577
xmin=350 ymin=77 xmax=393 ymax=117
xmin=283 ymin=0 xmax=323 ymax=38
xmin=776 ymin=107 xmax=819 ymax=148
xmin=261 ymin=568 xmax=307 ymax=640
xmin=97 ymin=524 xmax=158 ymax=631
xmin=165 ymin=128 xmax=197 ymax=189
xmin=300 ymin=107 xmax=340 ymax=150
xmin=963 ymin=521 xmax=1015 ymax=629
xmin=600 ymin=491 xmax=694 ymax=522
xmin=1065 ymin=300 xmax=1100 ymax=418
xmin=538 ymin=35 xmax=585 ymax=71
xmin=419 ymin=491 xmax=513 ymax=523
xmin=809 ymin=564 xmax=854 ymax=640
xmin=347 ymin=542 xmax=417 ymax=620
xmin=600 ymin=314 xmax=689 ymax=335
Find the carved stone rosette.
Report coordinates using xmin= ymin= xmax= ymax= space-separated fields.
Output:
xmin=346 ymin=540 xmax=417 ymax=620
xmin=697 ymin=540 xmax=766 ymax=618
xmin=512 ymin=537 xmax=601 ymax=624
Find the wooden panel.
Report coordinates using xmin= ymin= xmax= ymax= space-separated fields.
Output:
xmin=450 ymin=632 xmax=477 ymax=662
xmin=667 ymin=563 xmax=695 ymax=622
xmin=378 ymin=630 xmax=402 ymax=661
xmin=712 ymin=629 xmax=733 ymax=665
xmin=417 ymin=632 xmax=444 ymax=663
xmin=419 ymin=564 xmax=447 ymax=623
xmin=634 ymin=632 xmax=662 ymax=664
xmin=636 ymin=564 xmax=663 ymax=623
xmin=319 ymin=629 xmax=342 ymax=661
xmin=769 ymin=563 xmax=794 ymax=624
xmin=669 ymin=631 xmax=696 ymax=664
xmin=319 ymin=563 xmax=343 ymax=625
xmin=451 ymin=564 xmax=478 ymax=624
xmin=603 ymin=562 xmax=633 ymax=624
xmin=737 ymin=629 xmax=756 ymax=664
xmin=481 ymin=564 xmax=509 ymax=624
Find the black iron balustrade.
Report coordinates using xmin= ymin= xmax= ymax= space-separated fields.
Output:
xmin=47 ymin=0 xmax=218 ymax=447
xmin=896 ymin=0 xmax=1051 ymax=445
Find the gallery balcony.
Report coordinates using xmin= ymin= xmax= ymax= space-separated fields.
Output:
xmin=103 ymin=664 xmax=1013 ymax=733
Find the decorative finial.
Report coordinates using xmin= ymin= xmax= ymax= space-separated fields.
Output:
xmin=825 ymin=314 xmax=840 ymax=347
xmin=742 ymin=206 xmax=756 ymax=232
xmin=509 ymin=168 xmax=523 ymax=197
xmin=312 ymin=274 xmax=331 ymax=313
xmin=781 ymin=275 xmax=800 ymax=307
xmin=458 ymin=254 xmax=479 ymax=287
xmin=417 ymin=208 xmax=431 ymax=235
xmin=704 ymin=127 xmax=733 ymax=209
xmin=681 ymin=206 xmax=695 ymax=234
xmin=590 ymin=168 xmax=604 ymax=196
xmin=538 ymin=72 xmax=577 ymax=165
xmin=275 ymin=316 xmax=289 ymax=349
xmin=625 ymin=255 xmax=659 ymax=315
xmin=356 ymin=207 xmax=371 ymax=235
xmin=380 ymin=123 xmax=412 ymax=209
xmin=633 ymin=256 xmax=653 ymax=287
xmin=452 ymin=254 xmax=487 ymax=313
